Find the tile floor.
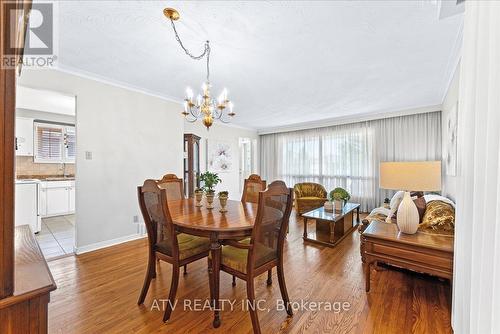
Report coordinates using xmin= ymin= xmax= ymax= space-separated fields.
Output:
xmin=36 ymin=214 xmax=75 ymax=260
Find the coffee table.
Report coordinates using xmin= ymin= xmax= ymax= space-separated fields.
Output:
xmin=302 ymin=203 xmax=360 ymax=247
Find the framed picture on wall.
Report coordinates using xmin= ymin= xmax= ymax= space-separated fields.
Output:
xmin=206 ymin=139 xmax=233 ymax=173
xmin=445 ymin=102 xmax=458 ymax=176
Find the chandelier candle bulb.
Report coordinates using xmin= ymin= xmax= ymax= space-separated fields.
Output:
xmin=186 ymin=87 xmax=193 ymax=100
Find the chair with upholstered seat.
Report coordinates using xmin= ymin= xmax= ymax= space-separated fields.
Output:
xmin=137 ymin=179 xmax=210 ymax=322
xmin=235 ymin=174 xmax=269 ymax=286
xmin=241 ymin=174 xmax=267 ymax=203
xmin=209 ymin=180 xmax=294 ymax=334
xmin=157 ymin=173 xmax=192 ymax=273
xmin=293 ymin=182 xmax=327 ymax=215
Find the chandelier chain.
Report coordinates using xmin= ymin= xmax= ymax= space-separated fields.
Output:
xmin=170 ymin=19 xmax=211 ymax=82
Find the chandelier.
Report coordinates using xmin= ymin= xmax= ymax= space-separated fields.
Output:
xmin=164 ymin=8 xmax=235 ymax=130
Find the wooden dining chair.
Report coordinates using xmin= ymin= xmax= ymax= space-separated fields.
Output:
xmin=237 ymin=174 xmax=272 ymax=287
xmin=137 ymin=179 xmax=210 ymax=322
xmin=157 ymin=174 xmax=192 ymax=273
xmin=158 ymin=173 xmax=184 ymax=200
xmin=210 ymin=181 xmax=294 ymax=334
xmin=241 ymin=174 xmax=267 ymax=204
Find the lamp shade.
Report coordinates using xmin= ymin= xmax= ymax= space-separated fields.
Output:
xmin=379 ymin=161 xmax=441 ymax=191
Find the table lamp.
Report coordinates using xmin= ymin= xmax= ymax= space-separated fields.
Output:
xmin=379 ymin=161 xmax=441 ymax=234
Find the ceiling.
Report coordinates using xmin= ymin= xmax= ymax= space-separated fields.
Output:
xmin=53 ymin=0 xmax=463 ymax=131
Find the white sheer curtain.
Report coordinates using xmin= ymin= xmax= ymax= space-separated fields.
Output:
xmin=260 ymin=112 xmax=441 ymax=212
xmin=452 ymin=2 xmax=500 ymax=333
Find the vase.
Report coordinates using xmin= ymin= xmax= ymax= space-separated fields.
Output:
xmin=205 ymin=192 xmax=215 ymax=209
xmin=334 ymin=200 xmax=343 ymax=212
xmin=194 ymin=191 xmax=203 ymax=207
xmin=219 ymin=196 xmax=228 ymax=213
xmin=324 ymin=201 xmax=334 ymax=212
xmin=396 ymin=191 xmax=419 ymax=234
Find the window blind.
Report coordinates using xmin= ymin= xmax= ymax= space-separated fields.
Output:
xmin=35 ymin=123 xmax=63 ymax=162
xmin=34 ymin=121 xmax=75 ymax=163
xmin=64 ymin=126 xmax=76 ymax=161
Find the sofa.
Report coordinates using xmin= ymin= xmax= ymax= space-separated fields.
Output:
xmin=293 ymin=182 xmax=328 ymax=215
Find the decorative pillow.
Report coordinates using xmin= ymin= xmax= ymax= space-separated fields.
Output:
xmin=389 ymin=191 xmax=405 ymax=212
xmin=419 ymin=200 xmax=455 ymax=235
xmin=414 ymin=197 xmax=426 ymax=222
xmin=410 ymin=191 xmax=424 ymax=198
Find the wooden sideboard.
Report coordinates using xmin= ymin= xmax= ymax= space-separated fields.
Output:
xmin=0 ymin=226 xmax=56 ymax=333
xmin=361 ymin=221 xmax=454 ymax=292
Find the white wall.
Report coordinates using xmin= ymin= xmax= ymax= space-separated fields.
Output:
xmin=183 ymin=120 xmax=259 ymax=200
xmin=18 ymin=69 xmax=183 ymax=251
xmin=441 ymin=65 xmax=460 ymax=201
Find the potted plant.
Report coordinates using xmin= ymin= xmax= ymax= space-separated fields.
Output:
xmin=218 ymin=191 xmax=229 ymax=212
xmin=199 ymin=171 xmax=221 ymax=209
xmin=194 ymin=187 xmax=204 ymax=207
xmin=329 ymin=187 xmax=351 ymax=212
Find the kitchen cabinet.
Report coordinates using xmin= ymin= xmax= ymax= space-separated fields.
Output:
xmin=39 ymin=180 xmax=75 ymax=217
xmin=46 ymin=187 xmax=70 ymax=216
xmin=15 ymin=117 xmax=34 ymax=156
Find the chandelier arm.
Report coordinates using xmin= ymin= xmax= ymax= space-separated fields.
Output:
xmin=189 ymin=107 xmax=201 ymax=119
xmin=218 ymin=115 xmax=231 ymax=123
xmin=185 ymin=116 xmax=198 ymax=123
xmin=213 ymin=108 xmax=223 ymax=120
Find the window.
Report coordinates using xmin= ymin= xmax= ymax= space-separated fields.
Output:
xmin=64 ymin=126 xmax=76 ymax=162
xmin=279 ymin=127 xmax=375 ymax=203
xmin=34 ymin=121 xmax=76 ymax=163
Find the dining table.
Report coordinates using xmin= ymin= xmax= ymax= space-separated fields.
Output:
xmin=167 ymin=198 xmax=257 ymax=328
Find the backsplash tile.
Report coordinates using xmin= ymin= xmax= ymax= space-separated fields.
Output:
xmin=16 ymin=156 xmax=75 ymax=177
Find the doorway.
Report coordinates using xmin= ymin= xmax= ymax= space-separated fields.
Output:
xmin=14 ymin=86 xmax=77 ymax=260
xmin=239 ymin=137 xmax=256 ymax=193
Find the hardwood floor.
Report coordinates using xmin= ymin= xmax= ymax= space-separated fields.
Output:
xmin=46 ymin=212 xmax=452 ymax=334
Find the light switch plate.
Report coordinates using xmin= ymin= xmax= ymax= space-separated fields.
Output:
xmin=85 ymin=151 xmax=92 ymax=160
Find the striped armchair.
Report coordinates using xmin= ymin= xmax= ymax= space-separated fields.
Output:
xmin=293 ymin=183 xmax=328 ymax=215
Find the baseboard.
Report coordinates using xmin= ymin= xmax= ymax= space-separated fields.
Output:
xmin=75 ymin=233 xmax=146 ymax=255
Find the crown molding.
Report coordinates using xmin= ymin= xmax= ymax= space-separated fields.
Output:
xmin=257 ymin=104 xmax=442 ymax=135
xmin=53 ymin=64 xmax=183 ymax=105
